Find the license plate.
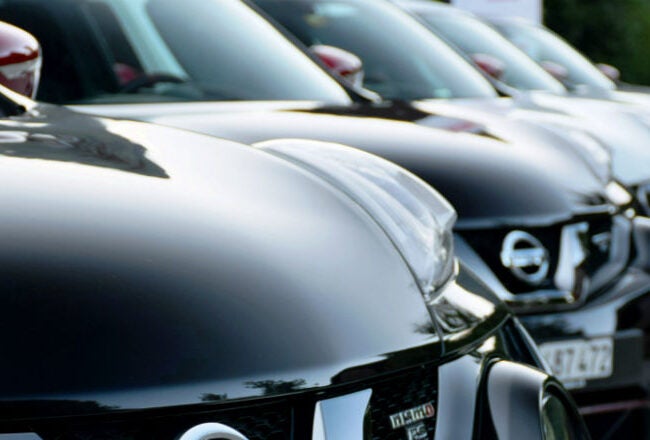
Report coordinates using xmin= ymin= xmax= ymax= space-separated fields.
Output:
xmin=539 ymin=337 xmax=613 ymax=386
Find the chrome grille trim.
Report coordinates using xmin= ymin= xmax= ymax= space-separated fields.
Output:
xmin=460 ymin=213 xmax=631 ymax=311
xmin=588 ymin=215 xmax=631 ymax=292
xmin=554 ymin=222 xmax=589 ymax=298
xmin=312 ymin=389 xmax=372 ymax=440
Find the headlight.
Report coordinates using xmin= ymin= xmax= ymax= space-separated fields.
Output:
xmin=541 ymin=392 xmax=574 ymax=440
xmin=605 ymin=181 xmax=632 ymax=207
xmin=254 ymin=139 xmax=457 ymax=297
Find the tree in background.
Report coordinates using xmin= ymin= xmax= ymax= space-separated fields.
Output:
xmin=544 ymin=0 xmax=650 ymax=85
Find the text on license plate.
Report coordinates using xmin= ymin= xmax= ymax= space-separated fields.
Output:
xmin=539 ymin=337 xmax=613 ymax=386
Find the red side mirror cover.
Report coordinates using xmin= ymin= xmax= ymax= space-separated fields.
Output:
xmin=471 ymin=53 xmax=506 ymax=80
xmin=0 ymin=21 xmax=41 ymax=98
xmin=310 ymin=44 xmax=364 ymax=87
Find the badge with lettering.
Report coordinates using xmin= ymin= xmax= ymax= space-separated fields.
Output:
xmin=389 ymin=401 xmax=435 ymax=439
xmin=406 ymin=422 xmax=429 ymax=440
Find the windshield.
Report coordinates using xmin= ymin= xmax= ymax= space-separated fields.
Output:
xmin=494 ymin=21 xmax=616 ymax=91
xmin=0 ymin=0 xmax=351 ymax=105
xmin=254 ymin=0 xmax=497 ymax=100
xmin=413 ymin=9 xmax=566 ymax=94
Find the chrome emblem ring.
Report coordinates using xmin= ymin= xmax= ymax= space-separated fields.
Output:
xmin=178 ymin=423 xmax=248 ymax=440
xmin=500 ymin=230 xmax=550 ymax=285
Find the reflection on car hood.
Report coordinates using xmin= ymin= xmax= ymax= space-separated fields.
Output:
xmin=413 ymin=97 xmax=612 ymax=182
xmin=506 ymin=92 xmax=650 ymax=186
xmin=73 ymin=101 xmax=613 ymax=229
xmin=415 ymin=93 xmax=650 ymax=186
xmin=0 ymin=104 xmax=476 ymax=415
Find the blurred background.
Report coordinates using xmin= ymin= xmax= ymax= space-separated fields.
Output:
xmin=445 ymin=0 xmax=650 ymax=86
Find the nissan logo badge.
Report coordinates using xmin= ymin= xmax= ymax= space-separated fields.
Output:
xmin=500 ymin=230 xmax=550 ymax=285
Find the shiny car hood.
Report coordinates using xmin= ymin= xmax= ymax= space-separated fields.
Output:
xmin=520 ymin=92 xmax=650 ymax=187
xmin=413 ymin=97 xmax=612 ymax=183
xmin=416 ymin=94 xmax=650 ymax=187
xmin=0 ymin=104 xmax=465 ymax=413
xmin=434 ymin=93 xmax=650 ymax=187
xmin=612 ymin=88 xmax=650 ymax=107
xmin=75 ymin=101 xmax=611 ymax=229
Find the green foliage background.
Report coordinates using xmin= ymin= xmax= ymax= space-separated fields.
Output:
xmin=544 ymin=0 xmax=650 ymax=85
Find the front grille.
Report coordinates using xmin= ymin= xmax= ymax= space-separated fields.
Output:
xmin=582 ymin=216 xmax=614 ymax=274
xmin=460 ymin=224 xmax=562 ymax=294
xmin=0 ymin=365 xmax=441 ymax=440
xmin=460 ymin=213 xmax=626 ymax=303
xmin=367 ymin=365 xmax=438 ymax=440
xmin=3 ymin=401 xmax=292 ymax=440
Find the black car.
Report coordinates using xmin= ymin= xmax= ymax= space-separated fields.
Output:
xmin=250 ymin=0 xmax=650 ymax=433
xmin=390 ymin=0 xmax=650 ymax=215
xmin=491 ymin=18 xmax=650 ymax=98
xmin=1 ymin=1 xmax=648 ymax=436
xmin=0 ymin=24 xmax=590 ymax=439
xmin=254 ymin=0 xmax=650 ymax=220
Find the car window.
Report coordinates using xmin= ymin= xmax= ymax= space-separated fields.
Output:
xmin=417 ymin=12 xmax=566 ymax=94
xmin=0 ymin=4 xmax=91 ymax=102
xmin=83 ymin=1 xmax=145 ymax=87
xmin=0 ymin=0 xmax=352 ymax=105
xmin=255 ymin=0 xmax=498 ymax=100
xmin=495 ymin=22 xmax=616 ymax=91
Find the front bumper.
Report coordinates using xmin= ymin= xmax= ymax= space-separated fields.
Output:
xmin=0 ymin=319 xmax=582 ymax=440
xmin=520 ymin=267 xmax=650 ymax=399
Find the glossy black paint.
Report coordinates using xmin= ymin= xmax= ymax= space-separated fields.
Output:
xmin=7 ymin=0 xmax=642 ymax=341
xmin=237 ymin=4 xmax=650 ymax=423
xmin=252 ymin=0 xmax=650 ymax=191
xmin=0 ymin=102 xmax=439 ymax=407
xmin=392 ymin=0 xmax=650 ymax=188
xmin=457 ymin=228 xmax=650 ymax=433
xmin=0 ymin=98 xmax=533 ymax=418
xmin=80 ymin=100 xmax=609 ymax=230
xmin=0 ymin=93 xmax=580 ymax=440
xmin=112 ymin=103 xmax=650 ymax=432
xmin=0 ymin=0 xmax=615 ymax=225
xmin=0 ymin=0 xmax=637 ymax=432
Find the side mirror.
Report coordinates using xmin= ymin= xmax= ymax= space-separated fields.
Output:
xmin=471 ymin=53 xmax=505 ymax=80
xmin=310 ymin=45 xmax=364 ymax=88
xmin=539 ymin=60 xmax=569 ymax=83
xmin=0 ymin=21 xmax=41 ymax=98
xmin=596 ymin=63 xmax=621 ymax=82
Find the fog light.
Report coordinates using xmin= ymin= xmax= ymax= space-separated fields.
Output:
xmin=541 ymin=392 xmax=573 ymax=440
